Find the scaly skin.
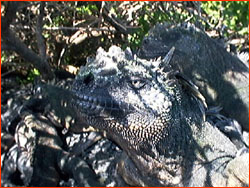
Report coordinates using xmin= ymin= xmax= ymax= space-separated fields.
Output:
xmin=138 ymin=23 xmax=249 ymax=131
xmin=67 ymin=46 xmax=247 ymax=186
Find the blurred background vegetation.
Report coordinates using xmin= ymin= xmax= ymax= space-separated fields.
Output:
xmin=1 ymin=1 xmax=249 ymax=85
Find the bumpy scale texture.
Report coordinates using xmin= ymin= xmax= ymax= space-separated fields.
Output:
xmin=69 ymin=45 xmax=244 ymax=186
xmin=138 ymin=23 xmax=249 ymax=131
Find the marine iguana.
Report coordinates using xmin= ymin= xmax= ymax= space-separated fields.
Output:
xmin=67 ymin=45 xmax=248 ymax=186
xmin=138 ymin=23 xmax=249 ymax=131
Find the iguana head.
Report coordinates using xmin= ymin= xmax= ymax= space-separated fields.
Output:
xmin=70 ymin=45 xmax=204 ymax=160
xmin=71 ymin=46 xmax=178 ymax=129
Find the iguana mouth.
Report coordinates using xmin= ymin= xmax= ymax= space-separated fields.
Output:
xmin=73 ymin=93 xmax=130 ymax=118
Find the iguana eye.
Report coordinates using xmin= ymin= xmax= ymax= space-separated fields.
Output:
xmin=129 ymin=79 xmax=146 ymax=89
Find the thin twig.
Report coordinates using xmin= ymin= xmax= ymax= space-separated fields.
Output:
xmin=43 ymin=26 xmax=116 ymax=32
xmin=36 ymin=2 xmax=47 ymax=60
xmin=1 ymin=70 xmax=16 ymax=78
xmin=2 ymin=2 xmax=54 ymax=80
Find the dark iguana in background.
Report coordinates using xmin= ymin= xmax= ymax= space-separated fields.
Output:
xmin=66 ymin=45 xmax=248 ymax=186
xmin=138 ymin=23 xmax=249 ymax=131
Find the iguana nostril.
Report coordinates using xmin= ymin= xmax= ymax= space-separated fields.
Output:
xmin=83 ymin=73 xmax=94 ymax=85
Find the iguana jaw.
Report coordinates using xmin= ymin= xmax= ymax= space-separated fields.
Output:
xmin=73 ymin=93 xmax=130 ymax=118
